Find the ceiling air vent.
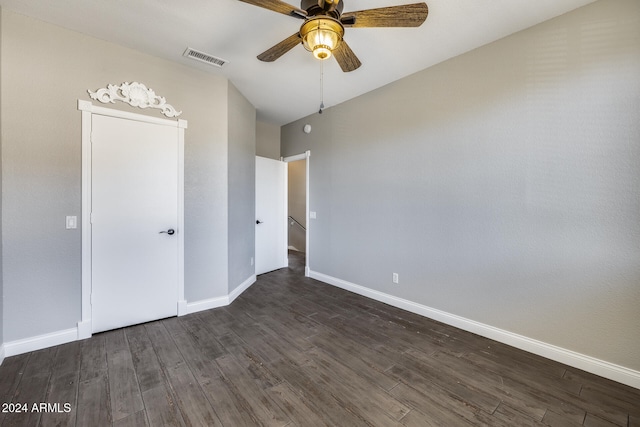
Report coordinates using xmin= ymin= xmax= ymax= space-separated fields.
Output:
xmin=183 ymin=47 xmax=227 ymax=68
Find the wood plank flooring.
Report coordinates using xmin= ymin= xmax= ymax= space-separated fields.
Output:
xmin=1 ymin=251 xmax=639 ymax=426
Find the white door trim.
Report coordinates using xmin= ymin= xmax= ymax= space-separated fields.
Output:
xmin=283 ymin=150 xmax=311 ymax=277
xmin=77 ymin=100 xmax=187 ymax=339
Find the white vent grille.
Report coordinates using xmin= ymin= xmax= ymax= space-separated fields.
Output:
xmin=183 ymin=47 xmax=227 ymax=68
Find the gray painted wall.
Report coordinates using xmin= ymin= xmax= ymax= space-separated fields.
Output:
xmin=288 ymin=160 xmax=306 ymax=228
xmin=0 ymin=9 xmax=245 ymax=342
xmin=288 ymin=160 xmax=306 ymax=252
xmin=282 ymin=0 xmax=640 ymax=371
xmin=228 ymin=83 xmax=256 ymax=290
xmin=256 ymin=121 xmax=281 ymax=160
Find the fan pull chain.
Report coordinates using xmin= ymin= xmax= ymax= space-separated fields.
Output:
xmin=319 ymin=59 xmax=325 ymax=114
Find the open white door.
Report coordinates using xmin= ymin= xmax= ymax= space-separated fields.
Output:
xmin=255 ymin=156 xmax=287 ymax=275
xmin=91 ymin=114 xmax=181 ymax=333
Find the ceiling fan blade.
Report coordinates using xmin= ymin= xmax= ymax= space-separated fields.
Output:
xmin=333 ymin=40 xmax=361 ymax=72
xmin=341 ymin=2 xmax=428 ymax=28
xmin=257 ymin=33 xmax=302 ymax=62
xmin=238 ymin=0 xmax=307 ymax=19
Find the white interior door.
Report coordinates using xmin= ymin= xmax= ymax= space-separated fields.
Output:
xmin=255 ymin=156 xmax=287 ymax=275
xmin=91 ymin=114 xmax=179 ymax=333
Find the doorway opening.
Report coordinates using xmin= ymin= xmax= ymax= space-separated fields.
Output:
xmin=283 ymin=151 xmax=310 ymax=276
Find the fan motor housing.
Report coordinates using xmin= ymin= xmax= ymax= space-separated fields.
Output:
xmin=301 ymin=0 xmax=344 ymax=18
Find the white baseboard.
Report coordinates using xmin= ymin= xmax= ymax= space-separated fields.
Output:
xmin=229 ymin=275 xmax=256 ymax=304
xmin=184 ymin=296 xmax=229 ymax=315
xmin=309 ymin=270 xmax=640 ymax=390
xmin=183 ymin=274 xmax=256 ymax=316
xmin=3 ymin=328 xmax=78 ymax=358
xmin=0 ymin=275 xmax=258 ymax=365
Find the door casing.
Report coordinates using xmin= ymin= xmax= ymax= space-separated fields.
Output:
xmin=78 ymin=100 xmax=187 ymax=338
xmin=283 ymin=151 xmax=311 ymax=276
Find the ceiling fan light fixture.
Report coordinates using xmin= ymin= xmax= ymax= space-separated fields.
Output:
xmin=300 ymin=17 xmax=344 ymax=60
xmin=314 ymin=45 xmax=332 ymax=60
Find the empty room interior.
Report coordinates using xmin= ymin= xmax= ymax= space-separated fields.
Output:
xmin=0 ymin=0 xmax=639 ymax=426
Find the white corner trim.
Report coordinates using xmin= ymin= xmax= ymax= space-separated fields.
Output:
xmin=178 ymin=300 xmax=188 ymax=316
xmin=229 ymin=275 xmax=256 ymax=304
xmin=3 ymin=328 xmax=78 ymax=358
xmin=77 ymin=320 xmax=92 ymax=340
xmin=0 ymin=344 xmax=5 ymax=366
xmin=308 ymin=270 xmax=640 ymax=390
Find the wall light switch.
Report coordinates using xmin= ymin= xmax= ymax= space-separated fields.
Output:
xmin=66 ymin=216 xmax=77 ymax=229
xmin=310 ymin=211 xmax=317 ymax=219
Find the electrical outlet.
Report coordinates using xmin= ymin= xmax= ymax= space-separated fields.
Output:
xmin=251 ymin=257 xmax=254 ymax=266
xmin=392 ymin=273 xmax=399 ymax=284
xmin=66 ymin=215 xmax=77 ymax=229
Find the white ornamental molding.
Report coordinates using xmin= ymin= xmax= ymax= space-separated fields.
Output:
xmin=87 ymin=82 xmax=182 ymax=118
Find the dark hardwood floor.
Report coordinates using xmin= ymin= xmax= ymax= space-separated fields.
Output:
xmin=1 ymin=251 xmax=639 ymax=426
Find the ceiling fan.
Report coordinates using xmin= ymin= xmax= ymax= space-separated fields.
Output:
xmin=238 ymin=0 xmax=429 ymax=72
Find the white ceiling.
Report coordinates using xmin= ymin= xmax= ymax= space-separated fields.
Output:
xmin=0 ymin=0 xmax=596 ymax=125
